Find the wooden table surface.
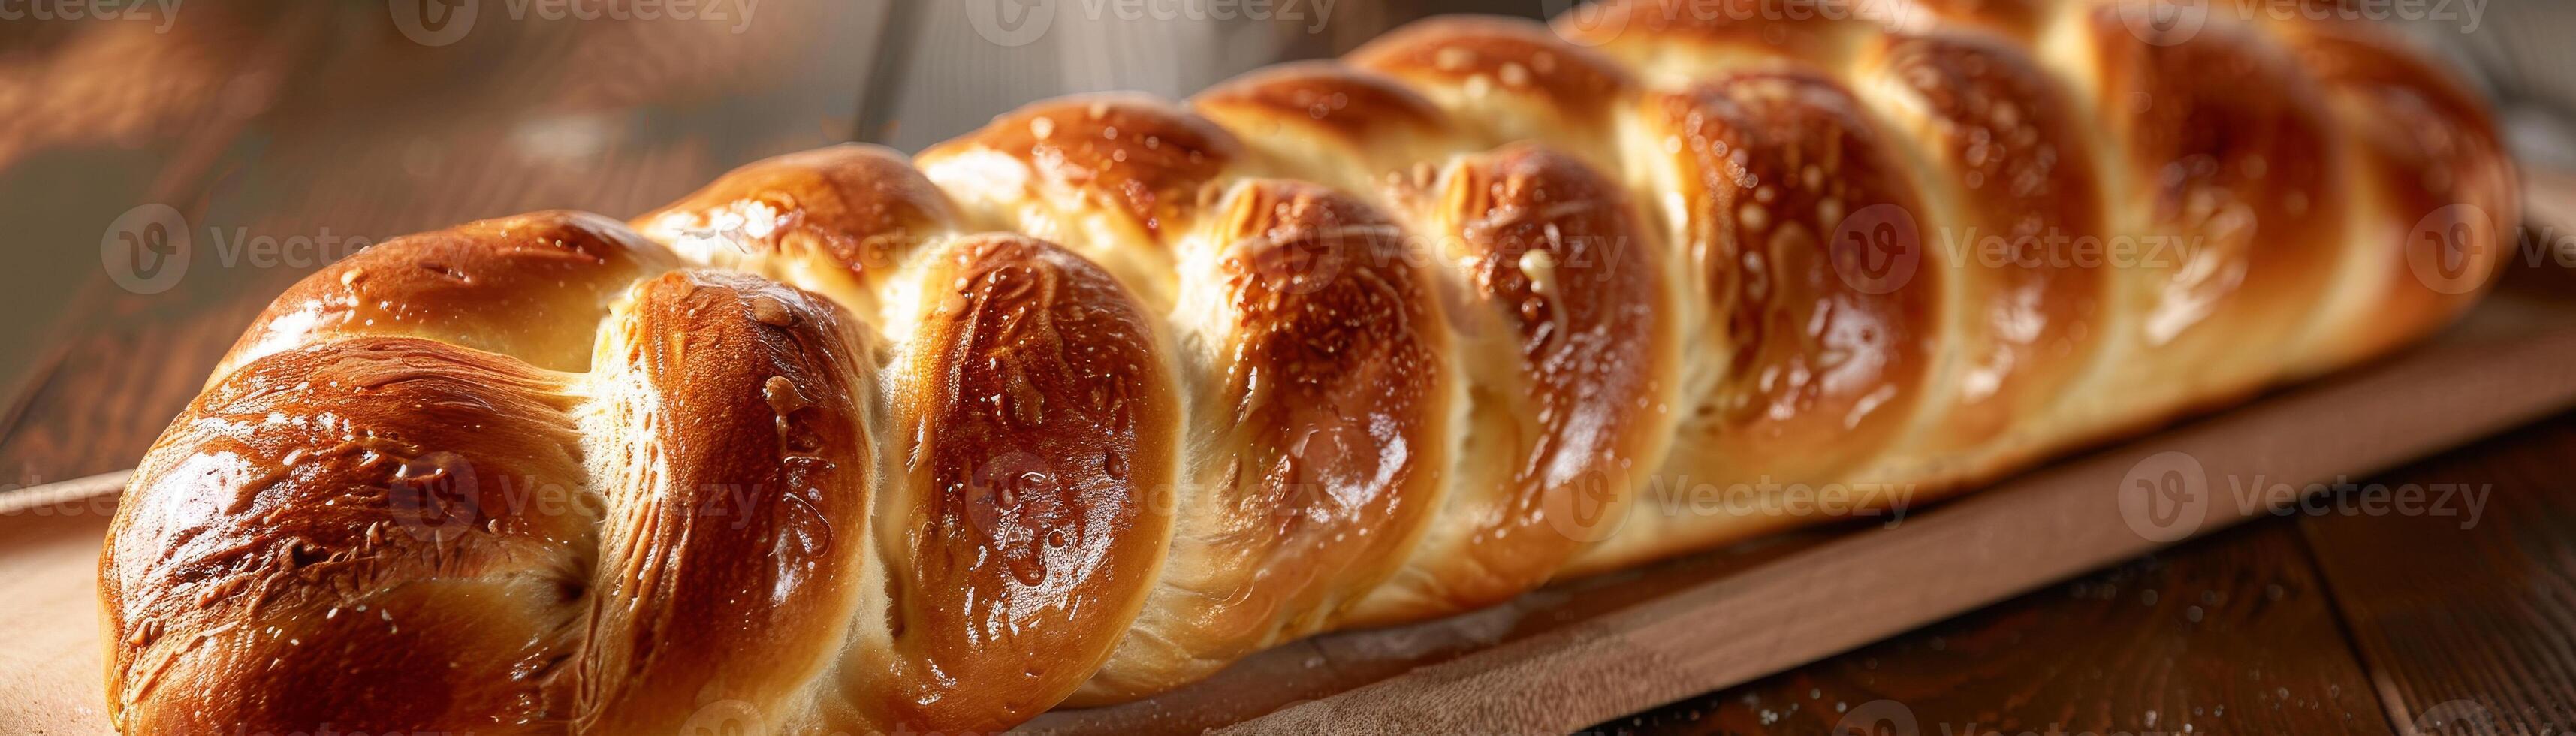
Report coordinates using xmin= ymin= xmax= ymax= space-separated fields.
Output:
xmin=2 ymin=4 xmax=2570 ymax=735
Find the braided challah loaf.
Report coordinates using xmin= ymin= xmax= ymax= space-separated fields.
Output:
xmin=101 ymin=1 xmax=2515 ymax=732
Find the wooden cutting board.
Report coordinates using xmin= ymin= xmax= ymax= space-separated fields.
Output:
xmin=10 ymin=288 xmax=2576 ymax=735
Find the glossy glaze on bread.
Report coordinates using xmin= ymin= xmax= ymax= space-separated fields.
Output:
xmin=102 ymin=2 xmax=2516 ymax=733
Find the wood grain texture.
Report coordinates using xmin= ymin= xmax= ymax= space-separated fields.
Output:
xmin=0 ymin=5 xmax=323 ymax=475
xmin=1594 ymin=520 xmax=2395 ymax=736
xmin=2301 ymin=413 xmax=2576 ymax=734
xmin=1032 ymin=532 xmax=1836 ymax=733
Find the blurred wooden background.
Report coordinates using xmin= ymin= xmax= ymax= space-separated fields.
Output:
xmin=0 ymin=2 xmax=2571 ymax=734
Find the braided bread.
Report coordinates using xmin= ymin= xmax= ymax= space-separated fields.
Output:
xmin=100 ymin=2 xmax=2516 ymax=732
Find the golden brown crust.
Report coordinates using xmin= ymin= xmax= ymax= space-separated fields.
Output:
xmin=861 ymin=234 xmax=1179 ymax=731
xmin=576 ymin=270 xmax=878 ymax=733
xmin=106 ymin=338 xmax=593 ymax=734
xmin=1078 ymin=180 xmax=1452 ymax=701
xmin=1862 ymin=29 xmax=2108 ymax=447
xmin=1346 ymin=15 xmax=1637 ymax=164
xmin=1193 ymin=62 xmax=1452 ymax=151
xmin=631 ymin=144 xmax=958 ymax=316
xmin=922 ymin=94 xmax=1241 ymax=243
xmin=2082 ymin=9 xmax=2348 ymax=400
xmin=102 ymin=2 xmax=2515 ymax=732
xmin=1907 ymin=0 xmax=2050 ymax=37
xmin=216 ymin=210 xmax=677 ymax=380
xmin=1354 ymin=143 xmax=1678 ymax=620
xmin=1190 ymin=62 xmax=1461 ymax=192
xmin=1555 ymin=0 xmax=1891 ymax=66
xmin=1648 ymin=70 xmax=1938 ymax=485
xmin=2268 ymin=15 xmax=2518 ymax=366
xmin=1353 ymin=16 xmax=1636 ymax=116
xmin=917 ymin=95 xmax=1246 ymax=309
